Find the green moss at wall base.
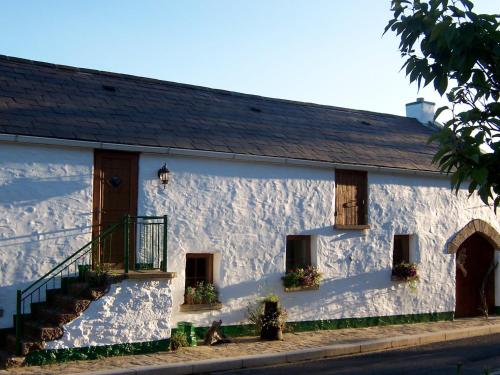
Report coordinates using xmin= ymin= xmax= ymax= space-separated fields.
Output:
xmin=195 ymin=311 xmax=454 ymax=339
xmin=25 ymin=339 xmax=170 ymax=366
xmin=25 ymin=311 xmax=454 ymax=366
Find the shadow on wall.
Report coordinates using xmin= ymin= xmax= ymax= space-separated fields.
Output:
xmin=0 ymin=225 xmax=94 ymax=248
xmin=214 ymin=269 xmax=397 ymax=324
xmin=0 ymin=175 xmax=90 ymax=206
xmin=283 ymin=269 xmax=397 ymax=317
xmin=0 ymin=280 xmax=47 ymax=329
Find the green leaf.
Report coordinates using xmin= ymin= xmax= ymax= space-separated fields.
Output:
xmin=471 ymin=167 xmax=488 ymax=185
xmin=434 ymin=105 xmax=448 ymax=120
xmin=434 ymin=74 xmax=448 ymax=95
xmin=430 ymin=21 xmax=448 ymax=42
xmin=461 ymin=0 xmax=474 ymax=11
xmin=448 ymin=6 xmax=465 ymax=18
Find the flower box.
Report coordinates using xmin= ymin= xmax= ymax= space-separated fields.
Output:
xmin=180 ymin=302 xmax=223 ymax=312
xmin=391 ymin=262 xmax=418 ymax=283
xmin=184 ymin=281 xmax=219 ymax=306
xmin=284 ymin=285 xmax=320 ymax=292
xmin=282 ymin=266 xmax=322 ymax=290
xmin=391 ymin=274 xmax=419 ymax=282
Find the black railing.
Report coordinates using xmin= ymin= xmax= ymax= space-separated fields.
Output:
xmin=15 ymin=215 xmax=167 ymax=354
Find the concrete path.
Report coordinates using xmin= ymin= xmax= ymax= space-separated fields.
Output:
xmin=2 ymin=317 xmax=500 ymax=375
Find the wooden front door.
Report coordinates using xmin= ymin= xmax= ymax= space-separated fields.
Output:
xmin=455 ymin=233 xmax=495 ymax=318
xmin=93 ymin=150 xmax=138 ymax=269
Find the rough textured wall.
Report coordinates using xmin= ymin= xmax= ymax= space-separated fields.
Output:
xmin=138 ymin=155 xmax=499 ymax=327
xmin=0 ymin=143 xmax=93 ymax=328
xmin=46 ymin=280 xmax=172 ymax=349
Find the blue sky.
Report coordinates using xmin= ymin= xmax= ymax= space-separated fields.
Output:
xmin=1 ymin=1 xmax=498 ymax=116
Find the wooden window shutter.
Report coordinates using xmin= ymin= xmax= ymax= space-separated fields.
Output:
xmin=335 ymin=170 xmax=368 ymax=226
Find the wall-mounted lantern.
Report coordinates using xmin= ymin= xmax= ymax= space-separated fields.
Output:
xmin=157 ymin=163 xmax=170 ymax=188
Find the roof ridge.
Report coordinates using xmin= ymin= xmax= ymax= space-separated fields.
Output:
xmin=0 ymin=53 xmax=413 ymax=122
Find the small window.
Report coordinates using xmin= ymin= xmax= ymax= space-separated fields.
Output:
xmin=335 ymin=169 xmax=368 ymax=228
xmin=286 ymin=235 xmax=311 ymax=272
xmin=392 ymin=235 xmax=410 ymax=267
xmin=185 ymin=253 xmax=213 ymax=288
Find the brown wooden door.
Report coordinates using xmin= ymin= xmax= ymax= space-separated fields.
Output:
xmin=335 ymin=170 xmax=368 ymax=226
xmin=93 ymin=150 xmax=138 ymax=269
xmin=455 ymin=233 xmax=495 ymax=318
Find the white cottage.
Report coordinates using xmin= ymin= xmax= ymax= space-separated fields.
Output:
xmin=0 ymin=55 xmax=498 ymax=363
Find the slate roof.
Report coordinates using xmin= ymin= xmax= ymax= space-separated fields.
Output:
xmin=0 ymin=54 xmax=440 ymax=172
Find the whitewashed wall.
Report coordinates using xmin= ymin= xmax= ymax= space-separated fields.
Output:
xmin=46 ymin=280 xmax=172 ymax=349
xmin=138 ymin=154 xmax=500 ymax=327
xmin=0 ymin=143 xmax=94 ymax=329
xmin=1 ymin=142 xmax=499 ymax=344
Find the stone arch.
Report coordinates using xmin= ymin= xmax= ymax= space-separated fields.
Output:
xmin=447 ymin=219 xmax=500 ymax=253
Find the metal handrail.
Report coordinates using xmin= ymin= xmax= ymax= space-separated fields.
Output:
xmin=21 ymin=221 xmax=122 ymax=295
xmin=15 ymin=214 xmax=168 ymax=355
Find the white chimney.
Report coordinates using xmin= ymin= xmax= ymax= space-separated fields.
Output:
xmin=405 ymin=97 xmax=435 ymax=126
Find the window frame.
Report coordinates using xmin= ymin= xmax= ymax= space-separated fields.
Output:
xmin=285 ymin=235 xmax=312 ymax=272
xmin=185 ymin=253 xmax=214 ymax=288
xmin=392 ymin=234 xmax=411 ymax=267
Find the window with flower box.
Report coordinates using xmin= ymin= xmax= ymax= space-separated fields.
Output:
xmin=391 ymin=235 xmax=418 ymax=283
xmin=185 ymin=253 xmax=213 ymax=288
xmin=283 ymin=236 xmax=321 ymax=291
xmin=182 ymin=253 xmax=222 ymax=311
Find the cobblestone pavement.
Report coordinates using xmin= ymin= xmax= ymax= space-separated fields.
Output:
xmin=2 ymin=317 xmax=499 ymax=375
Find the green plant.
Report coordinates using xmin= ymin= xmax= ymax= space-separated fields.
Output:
xmin=246 ymin=302 xmax=265 ymax=334
xmin=184 ymin=282 xmax=219 ymax=304
xmin=392 ymin=262 xmax=418 ymax=281
xmin=202 ymin=282 xmax=218 ymax=304
xmin=282 ymin=266 xmax=322 ymax=288
xmin=193 ymin=287 xmax=204 ymax=304
xmin=87 ymin=264 xmax=110 ymax=288
xmin=263 ymin=293 xmax=280 ymax=303
xmin=246 ymin=293 xmax=288 ymax=336
xmin=392 ymin=262 xmax=419 ymax=291
xmin=385 ymin=0 xmax=500 ymax=210
xmin=170 ymin=330 xmax=189 ymax=351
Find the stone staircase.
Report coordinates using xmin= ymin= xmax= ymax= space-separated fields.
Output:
xmin=0 ymin=276 xmax=109 ymax=368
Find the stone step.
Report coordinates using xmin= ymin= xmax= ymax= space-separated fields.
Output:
xmin=66 ymin=281 xmax=90 ymax=297
xmin=0 ymin=349 xmax=24 ymax=369
xmin=5 ymin=334 xmax=44 ymax=356
xmin=23 ymin=320 xmax=63 ymax=341
xmin=48 ymin=294 xmax=91 ymax=314
xmin=31 ymin=304 xmax=78 ymax=326
xmin=67 ymin=282 xmax=108 ymax=301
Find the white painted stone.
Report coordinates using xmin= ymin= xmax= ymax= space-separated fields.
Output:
xmin=0 ymin=143 xmax=93 ymax=328
xmin=46 ymin=280 xmax=172 ymax=349
xmin=406 ymin=98 xmax=435 ymax=125
xmin=1 ymin=142 xmax=499 ymax=348
xmin=137 ymin=154 xmax=499 ymax=327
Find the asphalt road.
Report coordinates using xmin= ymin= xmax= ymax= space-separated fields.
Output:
xmin=216 ymin=333 xmax=500 ymax=375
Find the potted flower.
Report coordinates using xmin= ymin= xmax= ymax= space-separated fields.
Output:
xmin=185 ymin=286 xmax=195 ymax=305
xmin=282 ymin=266 xmax=322 ymax=291
xmin=247 ymin=293 xmax=287 ymax=341
xmin=183 ymin=282 xmax=220 ymax=307
xmin=392 ymin=262 xmax=418 ymax=284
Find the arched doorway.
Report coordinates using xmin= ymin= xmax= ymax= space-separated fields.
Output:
xmin=455 ymin=233 xmax=495 ymax=318
xmin=448 ymin=219 xmax=500 ymax=318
